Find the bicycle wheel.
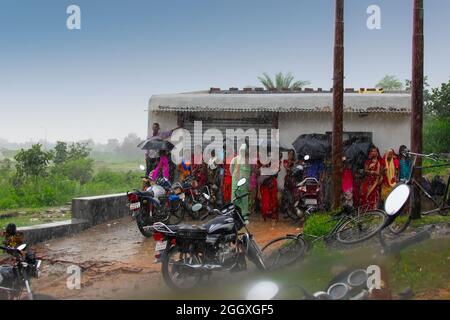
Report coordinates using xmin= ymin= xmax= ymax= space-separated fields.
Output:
xmin=387 ymin=206 xmax=412 ymax=234
xmin=336 ymin=210 xmax=386 ymax=245
xmin=261 ymin=236 xmax=307 ymax=271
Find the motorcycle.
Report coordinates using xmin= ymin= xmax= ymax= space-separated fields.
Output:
xmin=282 ymin=155 xmax=321 ymax=222
xmin=150 ymin=178 xmax=267 ymax=290
xmin=127 ymin=167 xmax=185 ymax=237
xmin=0 ymin=244 xmax=44 ymax=300
xmin=177 ymin=174 xmax=213 ymax=220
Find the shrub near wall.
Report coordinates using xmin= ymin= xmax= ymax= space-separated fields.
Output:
xmin=0 ymin=169 xmax=141 ymax=210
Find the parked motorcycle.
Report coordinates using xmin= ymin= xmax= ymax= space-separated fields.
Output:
xmin=282 ymin=155 xmax=321 ymax=222
xmin=0 ymin=244 xmax=44 ymax=300
xmin=176 ymin=174 xmax=212 ymax=220
xmin=150 ymin=178 xmax=268 ymax=290
xmin=127 ymin=167 xmax=185 ymax=237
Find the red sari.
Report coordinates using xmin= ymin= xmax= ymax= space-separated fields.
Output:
xmin=223 ymin=163 xmax=232 ymax=203
xmin=360 ymin=159 xmax=381 ymax=210
xmin=259 ymin=162 xmax=278 ymax=220
xmin=221 ymin=154 xmax=234 ymax=203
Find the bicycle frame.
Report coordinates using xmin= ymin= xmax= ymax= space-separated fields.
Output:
xmin=405 ymin=152 xmax=450 ymax=216
xmin=301 ymin=210 xmax=359 ymax=243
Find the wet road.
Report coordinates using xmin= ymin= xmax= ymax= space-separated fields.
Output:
xmin=31 ymin=215 xmax=301 ymax=300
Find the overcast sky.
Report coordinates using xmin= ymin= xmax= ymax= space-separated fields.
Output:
xmin=0 ymin=0 xmax=449 ymax=143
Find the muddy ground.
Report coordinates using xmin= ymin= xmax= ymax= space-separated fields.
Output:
xmin=30 ymin=215 xmax=300 ymax=300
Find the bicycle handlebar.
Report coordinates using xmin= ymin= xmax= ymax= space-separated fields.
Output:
xmin=407 ymin=151 xmax=439 ymax=161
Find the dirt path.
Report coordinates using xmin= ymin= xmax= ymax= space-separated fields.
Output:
xmin=31 ymin=215 xmax=300 ymax=300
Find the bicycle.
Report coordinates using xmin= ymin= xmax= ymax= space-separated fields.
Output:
xmin=386 ymin=151 xmax=450 ymax=235
xmin=261 ymin=205 xmax=386 ymax=270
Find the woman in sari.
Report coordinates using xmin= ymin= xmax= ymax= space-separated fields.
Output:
xmin=380 ymin=149 xmax=400 ymax=201
xmin=258 ymin=154 xmax=279 ymax=228
xmin=191 ymin=144 xmax=207 ymax=188
xmin=222 ymin=146 xmax=234 ymax=204
xmin=360 ymin=146 xmax=382 ymax=210
xmin=398 ymin=145 xmax=412 ymax=181
xmin=151 ymin=150 xmax=170 ymax=181
xmin=230 ymin=143 xmax=250 ymax=220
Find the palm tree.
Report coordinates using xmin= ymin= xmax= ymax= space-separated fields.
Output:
xmin=258 ymin=72 xmax=310 ymax=90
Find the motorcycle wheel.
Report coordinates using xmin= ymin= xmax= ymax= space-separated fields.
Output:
xmin=167 ymin=199 xmax=185 ymax=225
xmin=282 ymin=192 xmax=300 ymax=222
xmin=136 ymin=206 xmax=154 ymax=238
xmin=161 ymin=246 xmax=202 ymax=290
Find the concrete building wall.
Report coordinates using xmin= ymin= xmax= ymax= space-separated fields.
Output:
xmin=149 ymin=110 xmax=411 ymax=154
xmin=279 ymin=112 xmax=411 ymax=153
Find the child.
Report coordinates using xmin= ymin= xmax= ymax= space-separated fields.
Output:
xmin=1 ymin=223 xmax=23 ymax=248
xmin=342 ymin=158 xmax=354 ymax=207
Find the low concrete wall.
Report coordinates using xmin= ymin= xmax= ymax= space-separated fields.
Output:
xmin=18 ymin=219 xmax=90 ymax=245
xmin=14 ymin=194 xmax=130 ymax=245
xmin=72 ymin=193 xmax=129 ymax=227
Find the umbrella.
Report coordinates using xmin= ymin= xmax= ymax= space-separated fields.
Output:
xmin=344 ymin=142 xmax=372 ymax=160
xmin=138 ymin=138 xmax=174 ymax=151
xmin=292 ymin=134 xmax=331 ymax=160
xmin=344 ymin=142 xmax=372 ymax=171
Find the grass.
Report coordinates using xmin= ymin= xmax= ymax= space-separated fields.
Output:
xmin=93 ymin=160 xmax=143 ymax=174
xmin=0 ymin=207 xmax=71 ymax=230
xmin=422 ymin=158 xmax=450 ymax=177
xmin=387 ymin=239 xmax=450 ymax=295
xmin=0 ymin=159 xmax=144 ymax=231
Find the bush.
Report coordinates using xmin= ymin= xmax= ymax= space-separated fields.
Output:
xmin=51 ymin=158 xmax=94 ymax=184
xmin=302 ymin=213 xmax=337 ymax=238
xmin=424 ymin=116 xmax=450 ymax=154
xmin=0 ymin=169 xmax=141 ymax=210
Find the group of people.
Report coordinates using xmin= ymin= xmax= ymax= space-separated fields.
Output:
xmin=344 ymin=145 xmax=412 ymax=210
xmin=144 ymin=123 xmax=412 ymax=227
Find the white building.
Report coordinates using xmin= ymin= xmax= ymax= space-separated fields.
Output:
xmin=148 ymin=89 xmax=411 ymax=153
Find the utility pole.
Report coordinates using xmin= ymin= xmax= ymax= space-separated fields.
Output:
xmin=411 ymin=0 xmax=424 ymax=219
xmin=332 ymin=0 xmax=344 ymax=209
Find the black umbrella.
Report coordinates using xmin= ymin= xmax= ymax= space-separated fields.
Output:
xmin=344 ymin=142 xmax=372 ymax=171
xmin=292 ymin=134 xmax=331 ymax=160
xmin=344 ymin=142 xmax=371 ymax=160
xmin=138 ymin=138 xmax=174 ymax=151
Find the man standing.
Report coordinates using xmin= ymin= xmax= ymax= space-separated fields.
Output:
xmin=145 ymin=123 xmax=161 ymax=176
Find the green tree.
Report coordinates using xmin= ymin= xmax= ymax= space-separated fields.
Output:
xmin=425 ymin=81 xmax=450 ymax=118
xmin=258 ymin=72 xmax=310 ymax=90
xmin=67 ymin=142 xmax=91 ymax=161
xmin=14 ymin=144 xmax=53 ymax=178
xmin=0 ymin=158 xmax=12 ymax=178
xmin=424 ymin=117 xmax=450 ymax=153
xmin=405 ymin=76 xmax=431 ymax=105
xmin=376 ymin=75 xmax=403 ymax=91
xmin=52 ymin=158 xmax=94 ymax=184
xmin=53 ymin=141 xmax=68 ymax=165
